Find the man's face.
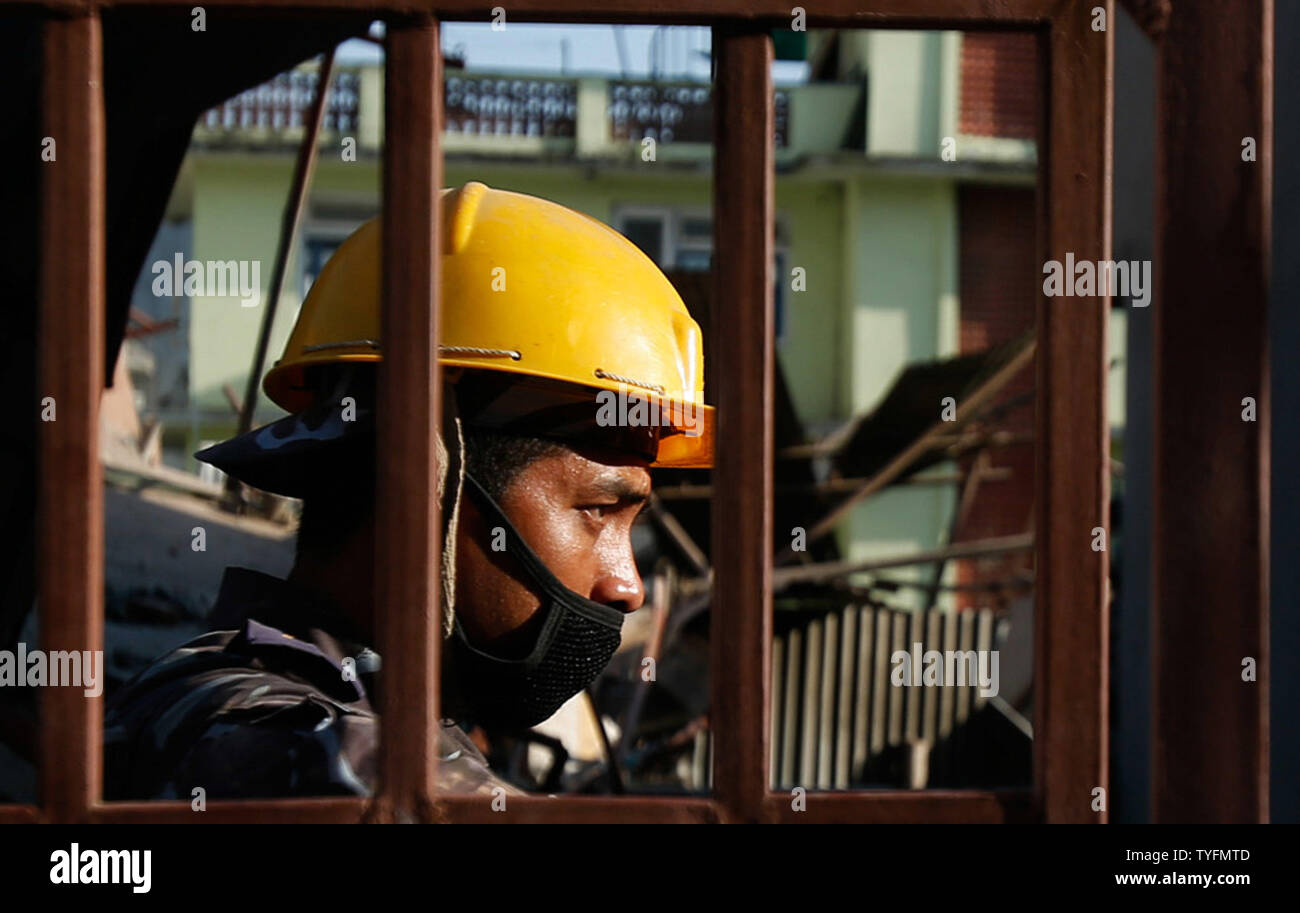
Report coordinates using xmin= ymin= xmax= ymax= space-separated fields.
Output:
xmin=454 ymin=445 xmax=650 ymax=658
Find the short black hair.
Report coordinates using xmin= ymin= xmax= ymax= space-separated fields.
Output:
xmin=295 ymin=427 xmax=565 ymax=560
xmin=461 ymin=426 xmax=567 ymax=502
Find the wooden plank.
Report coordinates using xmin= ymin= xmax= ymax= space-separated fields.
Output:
xmin=376 ymin=15 xmax=442 ymax=823
xmin=798 ymin=618 xmax=822 ymax=788
xmin=1035 ymin=0 xmax=1112 ymax=824
xmin=955 ymin=611 xmax=975 ymax=724
xmin=775 ymin=341 xmax=1036 ymax=564
xmin=230 ymin=48 xmax=337 ymax=466
xmin=779 ymin=627 xmax=801 ymax=788
xmin=709 ymin=24 xmax=773 ymax=823
xmin=833 ymin=606 xmax=856 ymax=788
xmin=887 ymin=612 xmax=906 ymax=747
xmin=769 ymin=635 xmax=783 ymax=790
xmin=869 ymin=609 xmax=890 ymax=757
xmin=817 ymin=612 xmax=838 ymax=788
xmin=91 ymin=799 xmax=367 ymax=824
xmin=974 ymin=608 xmax=994 ymax=709
xmin=1152 ymin=0 xmax=1271 ymax=823
xmin=0 ymin=806 xmax=41 ymax=824
xmin=921 ymin=611 xmax=942 ymax=742
xmin=938 ymin=611 xmax=957 ymax=740
xmin=774 ymin=533 xmax=1033 ymax=589
xmin=438 ymin=795 xmax=720 ymax=824
xmin=98 ymin=0 xmax=1059 ymax=27
xmin=762 ymin=789 xmax=1035 ymax=824
xmin=850 ymin=605 xmax=872 ymax=780
xmin=39 ymin=12 xmax=105 ymax=825
xmin=904 ymin=610 xmax=923 ymax=742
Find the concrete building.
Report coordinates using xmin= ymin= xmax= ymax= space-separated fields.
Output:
xmin=127 ymin=27 xmax=1126 ymax=609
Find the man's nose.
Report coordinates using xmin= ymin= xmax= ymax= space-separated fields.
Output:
xmin=590 ymin=551 xmax=645 ymax=614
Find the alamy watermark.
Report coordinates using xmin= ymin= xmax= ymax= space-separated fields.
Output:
xmin=152 ymin=253 xmax=261 ymax=307
xmin=50 ymin=844 xmax=151 ymax=893
xmin=595 ymin=386 xmax=704 ymax=436
xmin=0 ymin=643 xmax=104 ymax=697
xmin=890 ymin=642 xmax=999 ymax=698
xmin=1043 ymin=252 xmax=1151 ymax=307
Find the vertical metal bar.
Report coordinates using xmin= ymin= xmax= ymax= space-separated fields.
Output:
xmin=1152 ymin=0 xmax=1271 ymax=823
xmin=39 ymin=12 xmax=105 ymax=824
xmin=377 ymin=15 xmax=442 ymax=823
xmin=1037 ymin=0 xmax=1112 ymax=823
xmin=710 ymin=24 xmax=773 ymax=822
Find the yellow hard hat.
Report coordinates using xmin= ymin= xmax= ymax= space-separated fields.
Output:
xmin=263 ymin=181 xmax=713 ymax=468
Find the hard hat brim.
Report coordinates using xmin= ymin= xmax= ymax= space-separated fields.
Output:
xmin=194 ymin=404 xmax=375 ymax=499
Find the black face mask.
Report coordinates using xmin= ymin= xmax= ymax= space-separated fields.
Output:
xmin=447 ymin=473 xmax=626 ymax=732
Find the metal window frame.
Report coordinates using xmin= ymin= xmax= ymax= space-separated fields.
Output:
xmin=5 ymin=0 xmax=1123 ymax=825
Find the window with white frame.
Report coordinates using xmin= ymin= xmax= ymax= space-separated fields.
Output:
xmin=613 ymin=205 xmax=789 ymax=341
xmin=301 ymin=211 xmax=376 ymax=298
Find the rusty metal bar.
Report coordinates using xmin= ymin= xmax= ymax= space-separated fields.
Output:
xmin=774 ymin=338 xmax=1035 ymax=564
xmin=84 ymin=0 xmax=1060 ymax=26
xmin=710 ymin=24 xmax=774 ymax=825
xmin=91 ymin=799 xmax=367 ymax=824
xmin=4 ymin=0 xmax=1120 ymax=827
xmin=762 ymin=789 xmax=1035 ymax=823
xmin=0 ymin=806 xmax=41 ymax=823
xmin=376 ymin=14 xmax=442 ymax=823
xmin=655 ymin=467 xmax=1015 ymax=500
xmin=774 ymin=533 xmax=1034 ymax=589
xmin=437 ymin=795 xmax=720 ymax=824
xmin=1035 ymin=0 xmax=1112 ymax=823
xmin=1152 ymin=0 xmax=1271 ymax=823
xmin=39 ymin=12 xmax=105 ymax=825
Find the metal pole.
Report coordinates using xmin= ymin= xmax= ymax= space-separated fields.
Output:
xmin=226 ymin=49 xmax=337 ymax=505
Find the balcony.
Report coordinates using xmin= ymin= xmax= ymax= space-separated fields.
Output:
xmin=194 ymin=65 xmax=822 ymax=162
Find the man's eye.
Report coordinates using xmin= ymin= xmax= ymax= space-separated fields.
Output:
xmin=580 ymin=504 xmax=615 ymax=520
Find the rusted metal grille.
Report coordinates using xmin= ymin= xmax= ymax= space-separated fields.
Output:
xmin=3 ymin=0 xmax=1133 ymax=826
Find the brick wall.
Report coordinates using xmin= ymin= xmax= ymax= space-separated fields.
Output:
xmin=959 ymin=32 xmax=1039 ymax=140
xmin=954 ymin=184 xmax=1037 ymax=609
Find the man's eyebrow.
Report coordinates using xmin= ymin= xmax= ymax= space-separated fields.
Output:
xmin=586 ymin=475 xmax=651 ymax=504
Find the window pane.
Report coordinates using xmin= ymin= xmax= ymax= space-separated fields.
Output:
xmin=622 ymin=217 xmax=665 ymax=264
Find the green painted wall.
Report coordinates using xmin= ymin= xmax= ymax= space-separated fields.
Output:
xmin=838 ymin=173 xmax=961 ymax=607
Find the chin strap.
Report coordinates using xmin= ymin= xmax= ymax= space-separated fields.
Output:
xmin=440 ymin=387 xmax=466 ymax=641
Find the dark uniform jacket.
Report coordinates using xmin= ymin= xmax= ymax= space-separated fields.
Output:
xmin=104 ymin=567 xmax=519 ymax=800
